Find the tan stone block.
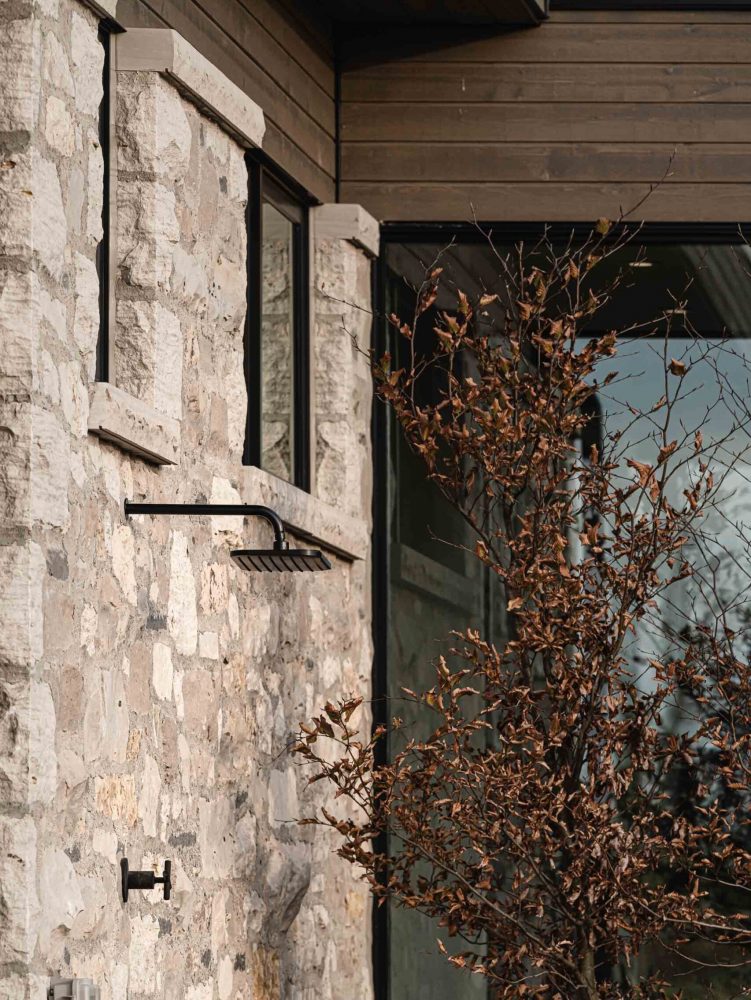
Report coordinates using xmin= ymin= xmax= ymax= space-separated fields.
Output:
xmin=95 ymin=774 xmax=138 ymax=828
xmin=127 ymin=642 xmax=152 ymax=717
xmin=181 ymin=669 xmax=217 ymax=739
xmin=198 ymin=796 xmax=235 ymax=878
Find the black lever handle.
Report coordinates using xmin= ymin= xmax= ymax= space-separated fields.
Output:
xmin=121 ymin=858 xmax=171 ymax=903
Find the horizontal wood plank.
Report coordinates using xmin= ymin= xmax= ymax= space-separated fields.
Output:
xmin=551 ymin=10 xmax=751 ymax=23
xmin=342 ymin=62 xmax=751 ymax=104
xmin=341 ymin=22 xmax=751 ymax=66
xmin=185 ymin=0 xmax=335 ymax=136
xmin=342 ymin=142 xmax=751 ymax=184
xmin=342 ymin=102 xmax=751 ymax=143
xmin=339 ymin=181 xmax=751 ymax=223
xmin=235 ymin=0 xmax=335 ymax=92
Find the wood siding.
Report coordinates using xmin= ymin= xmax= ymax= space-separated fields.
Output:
xmin=117 ymin=0 xmax=336 ymax=202
xmin=339 ymin=10 xmax=751 ymax=222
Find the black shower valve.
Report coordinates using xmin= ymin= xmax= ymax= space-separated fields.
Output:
xmin=121 ymin=858 xmax=171 ymax=903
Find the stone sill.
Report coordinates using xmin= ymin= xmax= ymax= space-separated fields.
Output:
xmin=242 ymin=466 xmax=369 ymax=563
xmin=313 ymin=204 xmax=380 ymax=258
xmin=88 ymin=383 xmax=180 ymax=465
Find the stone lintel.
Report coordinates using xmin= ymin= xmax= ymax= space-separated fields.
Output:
xmin=313 ymin=204 xmax=380 ymax=258
xmin=88 ymin=383 xmax=180 ymax=466
xmin=242 ymin=466 xmax=369 ymax=562
xmin=114 ymin=29 xmax=265 ymax=149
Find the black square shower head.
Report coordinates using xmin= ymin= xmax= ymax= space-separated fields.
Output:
xmin=231 ymin=548 xmax=332 ymax=573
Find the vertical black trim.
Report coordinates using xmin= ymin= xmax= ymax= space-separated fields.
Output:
xmin=293 ymin=205 xmax=311 ymax=491
xmin=244 ymin=156 xmax=311 ymax=490
xmin=244 ymin=157 xmax=263 ymax=468
xmin=95 ymin=26 xmax=111 ymax=383
xmin=371 ymin=246 xmax=390 ymax=1000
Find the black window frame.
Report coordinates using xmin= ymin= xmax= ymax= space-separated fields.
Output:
xmin=244 ymin=154 xmax=312 ymax=492
xmin=96 ymin=23 xmax=116 ymax=383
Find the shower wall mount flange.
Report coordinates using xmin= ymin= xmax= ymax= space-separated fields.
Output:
xmin=121 ymin=858 xmax=171 ymax=903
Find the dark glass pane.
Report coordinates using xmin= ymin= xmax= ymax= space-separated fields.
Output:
xmin=383 ymin=246 xmax=498 ymax=1000
xmin=381 ymin=236 xmax=751 ymax=999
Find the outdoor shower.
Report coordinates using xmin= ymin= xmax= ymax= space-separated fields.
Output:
xmin=124 ymin=500 xmax=331 ymax=572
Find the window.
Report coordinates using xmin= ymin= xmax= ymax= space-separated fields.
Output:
xmin=96 ymin=25 xmax=114 ymax=383
xmin=377 ymin=223 xmax=751 ymax=999
xmin=244 ymin=158 xmax=311 ymax=490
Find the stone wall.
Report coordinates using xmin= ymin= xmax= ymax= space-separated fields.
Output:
xmin=0 ymin=3 xmax=374 ymax=998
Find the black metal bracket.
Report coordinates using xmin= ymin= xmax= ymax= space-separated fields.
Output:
xmin=121 ymin=858 xmax=171 ymax=903
xmin=124 ymin=500 xmax=289 ymax=551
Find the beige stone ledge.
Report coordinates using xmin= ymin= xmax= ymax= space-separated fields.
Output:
xmin=115 ymin=29 xmax=265 ymax=149
xmin=242 ymin=466 xmax=369 ymax=562
xmin=313 ymin=204 xmax=380 ymax=258
xmin=88 ymin=383 xmax=180 ymax=465
xmin=81 ymin=0 xmax=119 ymax=22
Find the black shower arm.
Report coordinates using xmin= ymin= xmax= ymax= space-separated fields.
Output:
xmin=124 ymin=501 xmax=288 ymax=550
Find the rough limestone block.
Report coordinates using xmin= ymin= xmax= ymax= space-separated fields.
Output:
xmin=44 ymin=95 xmax=75 ymax=157
xmin=42 ymin=30 xmax=75 ymax=98
xmin=28 ymin=680 xmax=57 ymax=805
xmin=32 ymin=154 xmax=67 ymax=281
xmin=153 ymin=305 xmax=183 ymax=420
xmin=0 ymin=816 xmax=39 ymax=965
xmin=117 ymin=74 xmax=192 ymax=180
xmin=0 ymin=18 xmax=39 ymax=133
xmin=70 ymin=9 xmax=104 ymax=117
xmin=128 ymin=914 xmax=160 ymax=996
xmin=0 ymin=149 xmax=34 ymax=261
xmin=0 ymin=542 xmax=43 ymax=666
xmin=38 ymin=847 xmax=84 ymax=953
xmin=198 ymin=796 xmax=236 ymax=878
xmin=30 ymin=404 xmax=70 ymax=528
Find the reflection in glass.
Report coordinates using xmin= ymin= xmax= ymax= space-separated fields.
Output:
xmin=260 ymin=201 xmax=295 ymax=482
xmin=382 ymin=236 xmax=751 ymax=997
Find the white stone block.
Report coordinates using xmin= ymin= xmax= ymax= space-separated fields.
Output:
xmin=38 ymin=847 xmax=84 ymax=953
xmin=32 ymin=155 xmax=67 ymax=281
xmin=153 ymin=305 xmax=183 ymax=420
xmin=138 ymin=755 xmax=161 ymax=837
xmin=45 ymin=95 xmax=75 ymax=156
xmin=28 ymin=681 xmax=57 ymax=805
xmin=0 ymin=18 xmax=38 ymax=133
xmin=42 ymin=30 xmax=74 ymax=97
xmin=71 ymin=10 xmax=104 ymax=117
xmin=112 ymin=523 xmax=137 ymax=605
xmin=0 ymin=816 xmax=39 ymax=964
xmin=198 ymin=796 xmax=236 ymax=878
xmin=152 ymin=642 xmax=174 ymax=700
xmin=168 ymin=531 xmax=197 ymax=655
